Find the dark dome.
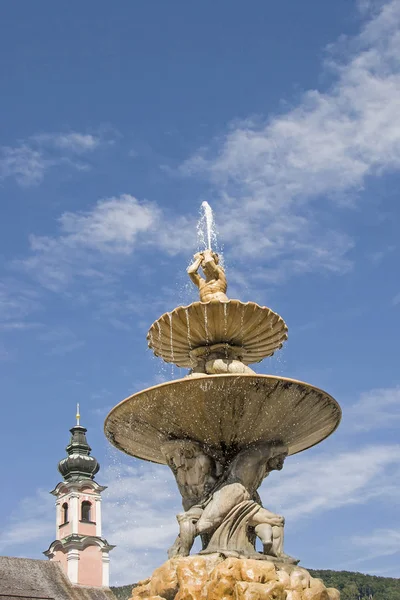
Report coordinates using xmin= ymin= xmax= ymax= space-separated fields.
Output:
xmin=58 ymin=425 xmax=100 ymax=482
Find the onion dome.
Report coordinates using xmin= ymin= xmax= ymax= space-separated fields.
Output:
xmin=58 ymin=405 xmax=100 ymax=482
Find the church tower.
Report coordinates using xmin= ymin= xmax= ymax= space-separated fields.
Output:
xmin=44 ymin=406 xmax=115 ymax=587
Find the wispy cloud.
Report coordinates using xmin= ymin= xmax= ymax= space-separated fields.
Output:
xmin=102 ymin=461 xmax=179 ymax=584
xmin=36 ymin=326 xmax=85 ymax=356
xmin=179 ymin=0 xmax=400 ymax=282
xmin=347 ymin=386 xmax=400 ymax=431
xmin=264 ymin=444 xmax=400 ymax=521
xmin=0 ymin=489 xmax=53 ymax=553
xmin=16 ymin=194 xmax=194 ymax=292
xmin=392 ymin=292 xmax=400 ymax=306
xmin=0 ymin=281 xmax=41 ymax=326
xmin=350 ymin=528 xmax=400 ymax=562
xmin=0 ymin=130 xmax=111 ymax=186
xmin=0 ymin=145 xmax=48 ymax=186
xmin=32 ymin=132 xmax=101 ymax=153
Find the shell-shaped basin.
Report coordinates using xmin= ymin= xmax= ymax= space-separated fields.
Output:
xmin=147 ymin=300 xmax=288 ymax=367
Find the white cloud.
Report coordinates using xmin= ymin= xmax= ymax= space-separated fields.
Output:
xmin=35 ymin=132 xmax=100 ymax=153
xmin=17 ymin=194 xmax=195 ymax=292
xmin=350 ymin=528 xmax=400 ymax=562
xmin=0 ymin=145 xmax=48 ymax=186
xmin=0 ymin=130 xmax=108 ymax=186
xmin=347 ymin=386 xmax=400 ymax=431
xmin=102 ymin=461 xmax=180 ymax=584
xmin=392 ymin=292 xmax=400 ymax=305
xmin=16 ymin=195 xmax=158 ymax=291
xmin=0 ymin=281 xmax=41 ymax=325
xmin=263 ymin=444 xmax=400 ymax=520
xmin=0 ymin=489 xmax=53 ymax=553
xmin=58 ymin=195 xmax=159 ymax=254
xmin=180 ymin=0 xmax=400 ymax=282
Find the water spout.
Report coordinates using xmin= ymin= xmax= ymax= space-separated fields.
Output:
xmin=197 ymin=201 xmax=217 ymax=250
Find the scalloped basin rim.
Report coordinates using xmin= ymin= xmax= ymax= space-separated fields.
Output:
xmin=147 ymin=298 xmax=284 ymax=320
xmin=147 ymin=300 xmax=288 ymax=367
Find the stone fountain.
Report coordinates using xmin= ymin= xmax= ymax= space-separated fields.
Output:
xmin=104 ymin=206 xmax=342 ymax=600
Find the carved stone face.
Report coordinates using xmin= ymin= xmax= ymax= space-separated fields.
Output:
xmin=267 ymin=453 xmax=287 ymax=471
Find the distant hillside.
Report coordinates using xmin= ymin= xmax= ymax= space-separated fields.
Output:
xmin=111 ymin=583 xmax=135 ymax=600
xmin=111 ymin=569 xmax=400 ymax=600
xmin=308 ymin=570 xmax=400 ymax=600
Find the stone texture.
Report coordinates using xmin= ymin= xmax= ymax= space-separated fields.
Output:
xmin=236 ymin=581 xmax=286 ymax=600
xmin=129 ymin=556 xmax=339 ymax=600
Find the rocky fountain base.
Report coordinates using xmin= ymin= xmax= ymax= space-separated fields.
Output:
xmin=130 ymin=555 xmax=339 ymax=600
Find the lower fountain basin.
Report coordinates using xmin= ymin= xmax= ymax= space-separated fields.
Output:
xmin=104 ymin=374 xmax=341 ymax=463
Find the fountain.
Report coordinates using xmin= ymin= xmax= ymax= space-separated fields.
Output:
xmin=104 ymin=206 xmax=342 ymax=600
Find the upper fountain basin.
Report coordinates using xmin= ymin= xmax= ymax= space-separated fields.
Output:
xmin=147 ymin=300 xmax=288 ymax=368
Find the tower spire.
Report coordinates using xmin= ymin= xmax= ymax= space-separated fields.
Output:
xmin=57 ymin=410 xmax=99 ymax=482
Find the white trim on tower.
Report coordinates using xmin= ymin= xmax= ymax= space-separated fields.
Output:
xmin=102 ymin=552 xmax=110 ymax=587
xmin=95 ymin=498 xmax=102 ymax=537
xmin=67 ymin=548 xmax=80 ymax=584
xmin=55 ymin=501 xmax=60 ymax=539
xmin=70 ymin=494 xmax=79 ymax=534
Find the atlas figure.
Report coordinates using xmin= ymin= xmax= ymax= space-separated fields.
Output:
xmin=187 ymin=250 xmax=228 ymax=302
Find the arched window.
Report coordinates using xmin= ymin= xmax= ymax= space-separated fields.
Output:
xmin=81 ymin=501 xmax=92 ymax=522
xmin=62 ymin=503 xmax=68 ymax=524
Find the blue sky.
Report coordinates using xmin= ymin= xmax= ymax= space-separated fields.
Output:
xmin=1 ymin=0 xmax=400 ymax=586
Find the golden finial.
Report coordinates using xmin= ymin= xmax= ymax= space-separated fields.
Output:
xmin=76 ymin=403 xmax=80 ymax=426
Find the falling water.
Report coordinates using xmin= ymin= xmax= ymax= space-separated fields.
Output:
xmin=149 ymin=331 xmax=154 ymax=348
xmin=223 ymin=302 xmax=228 ymax=339
xmin=168 ymin=313 xmax=175 ymax=362
xmin=197 ymin=201 xmax=218 ymax=250
xmin=185 ymin=308 xmax=192 ymax=350
xmin=167 ymin=313 xmax=175 ymax=378
xmin=204 ymin=304 xmax=209 ymax=344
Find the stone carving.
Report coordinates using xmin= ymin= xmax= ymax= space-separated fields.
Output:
xmin=188 ymin=344 xmax=256 ymax=376
xmin=146 ymin=302 xmax=288 ymax=368
xmin=187 ymin=250 xmax=228 ymax=302
xmin=161 ymin=440 xmax=296 ymax=564
xmin=130 ymin=555 xmax=339 ymax=600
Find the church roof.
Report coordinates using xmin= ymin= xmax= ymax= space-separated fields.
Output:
xmin=58 ymin=423 xmax=100 ymax=482
xmin=0 ymin=556 xmax=117 ymax=600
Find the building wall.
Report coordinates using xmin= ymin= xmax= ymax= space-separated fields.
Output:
xmin=78 ymin=545 xmax=103 ymax=587
xmin=58 ymin=521 xmax=72 ymax=538
xmin=78 ymin=521 xmax=96 ymax=536
xmin=51 ymin=549 xmax=68 ymax=573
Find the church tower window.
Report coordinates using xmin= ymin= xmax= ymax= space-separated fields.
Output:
xmin=62 ymin=503 xmax=68 ymax=524
xmin=81 ymin=501 xmax=92 ymax=522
